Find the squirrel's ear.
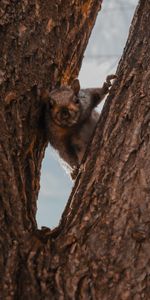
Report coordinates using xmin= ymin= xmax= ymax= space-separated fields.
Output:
xmin=71 ymin=79 xmax=80 ymax=95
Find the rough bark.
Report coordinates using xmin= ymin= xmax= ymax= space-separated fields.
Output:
xmin=0 ymin=0 xmax=150 ymax=299
xmin=0 ymin=0 xmax=101 ymax=298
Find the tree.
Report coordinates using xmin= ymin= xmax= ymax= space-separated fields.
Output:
xmin=0 ymin=0 xmax=150 ymax=299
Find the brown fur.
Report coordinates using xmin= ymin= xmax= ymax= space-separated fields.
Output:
xmin=45 ymin=75 xmax=116 ymax=179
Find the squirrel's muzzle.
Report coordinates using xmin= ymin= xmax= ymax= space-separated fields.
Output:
xmin=61 ymin=107 xmax=70 ymax=119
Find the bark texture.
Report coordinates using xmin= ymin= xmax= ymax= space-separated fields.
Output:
xmin=0 ymin=0 xmax=150 ymax=299
xmin=0 ymin=1 xmax=101 ymax=297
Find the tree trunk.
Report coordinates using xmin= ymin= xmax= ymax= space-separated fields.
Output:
xmin=0 ymin=0 xmax=150 ymax=299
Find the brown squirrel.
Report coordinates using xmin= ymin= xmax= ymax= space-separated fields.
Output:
xmin=44 ymin=75 xmax=116 ymax=179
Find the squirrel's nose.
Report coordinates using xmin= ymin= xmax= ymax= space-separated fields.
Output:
xmin=61 ymin=107 xmax=69 ymax=118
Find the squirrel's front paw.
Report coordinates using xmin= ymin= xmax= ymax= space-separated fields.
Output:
xmin=106 ymin=74 xmax=117 ymax=87
xmin=102 ymin=74 xmax=117 ymax=93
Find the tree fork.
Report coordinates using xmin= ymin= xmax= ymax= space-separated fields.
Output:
xmin=0 ymin=0 xmax=150 ymax=299
xmin=0 ymin=0 xmax=101 ymax=237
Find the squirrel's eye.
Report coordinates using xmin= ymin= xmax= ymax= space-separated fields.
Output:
xmin=49 ymin=99 xmax=54 ymax=109
xmin=74 ymin=98 xmax=80 ymax=104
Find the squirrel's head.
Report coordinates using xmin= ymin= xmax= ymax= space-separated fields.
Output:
xmin=47 ymin=79 xmax=81 ymax=127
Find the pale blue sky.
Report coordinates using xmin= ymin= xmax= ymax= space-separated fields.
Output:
xmin=37 ymin=0 xmax=138 ymax=229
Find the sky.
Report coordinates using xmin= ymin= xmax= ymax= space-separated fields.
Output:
xmin=36 ymin=0 xmax=138 ymax=229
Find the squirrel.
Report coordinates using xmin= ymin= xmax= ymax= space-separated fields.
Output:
xmin=44 ymin=75 xmax=116 ymax=179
